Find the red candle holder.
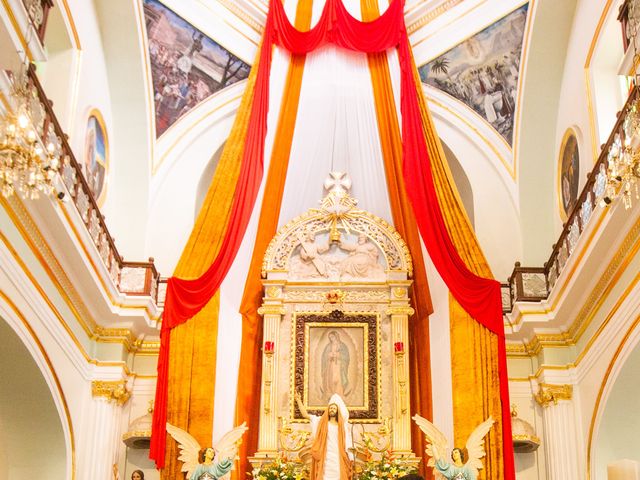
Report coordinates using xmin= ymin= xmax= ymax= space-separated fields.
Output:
xmin=394 ymin=341 xmax=404 ymax=353
xmin=264 ymin=341 xmax=275 ymax=353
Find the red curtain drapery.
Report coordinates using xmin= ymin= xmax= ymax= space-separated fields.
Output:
xmin=151 ymin=0 xmax=515 ymax=478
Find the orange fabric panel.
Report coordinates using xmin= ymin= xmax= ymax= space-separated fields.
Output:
xmin=233 ymin=2 xmax=314 ymax=479
xmin=161 ymin=39 xmax=264 ymax=480
xmin=361 ymin=1 xmax=434 ymax=477
xmin=361 ymin=4 xmax=434 ymax=478
xmin=411 ymin=53 xmax=504 ymax=480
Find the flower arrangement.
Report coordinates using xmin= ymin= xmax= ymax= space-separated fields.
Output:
xmin=356 ymin=450 xmax=417 ymax=480
xmin=250 ymin=456 xmax=309 ymax=480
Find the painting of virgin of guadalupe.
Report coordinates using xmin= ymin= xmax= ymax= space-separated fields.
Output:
xmin=307 ymin=325 xmax=366 ymax=409
xmin=559 ymin=129 xmax=580 ymax=218
xmin=83 ymin=111 xmax=108 ymax=205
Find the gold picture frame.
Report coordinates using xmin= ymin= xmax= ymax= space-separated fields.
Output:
xmin=291 ymin=310 xmax=380 ymax=422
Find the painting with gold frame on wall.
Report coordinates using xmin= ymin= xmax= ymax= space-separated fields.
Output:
xmin=558 ymin=128 xmax=580 ymax=220
xmin=292 ymin=310 xmax=380 ymax=421
xmin=83 ymin=109 xmax=109 ymax=206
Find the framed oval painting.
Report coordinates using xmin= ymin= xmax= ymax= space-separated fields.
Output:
xmin=83 ymin=110 xmax=109 ymax=206
xmin=558 ymin=128 xmax=580 ymax=220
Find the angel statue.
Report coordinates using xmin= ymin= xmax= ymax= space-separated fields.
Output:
xmin=166 ymin=422 xmax=248 ymax=480
xmin=412 ymin=414 xmax=494 ymax=480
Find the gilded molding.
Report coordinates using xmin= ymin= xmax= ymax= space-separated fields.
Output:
xmin=386 ymin=307 xmax=415 ymax=316
xmin=535 ymin=384 xmax=573 ymax=407
xmin=258 ymin=306 xmax=286 ymax=316
xmin=91 ymin=380 xmax=131 ymax=406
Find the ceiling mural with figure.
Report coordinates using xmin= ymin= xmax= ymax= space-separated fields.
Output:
xmin=418 ymin=4 xmax=529 ymax=146
xmin=143 ymin=0 xmax=251 ymax=137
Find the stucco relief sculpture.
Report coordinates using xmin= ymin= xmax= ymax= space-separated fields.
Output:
xmin=289 ymin=231 xmax=386 ymax=281
xmin=166 ymin=422 xmax=248 ymax=480
xmin=413 ymin=414 xmax=494 ymax=480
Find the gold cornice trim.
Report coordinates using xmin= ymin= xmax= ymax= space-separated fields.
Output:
xmin=534 ymin=383 xmax=573 ymax=407
xmin=507 ymin=332 xmax=575 ymax=358
xmin=406 ymin=0 xmax=464 ymax=35
xmin=1 ymin=197 xmax=160 ymax=355
xmin=91 ymin=380 xmax=131 ymax=406
xmin=121 ymin=429 xmax=152 ymax=441
xmin=0 ymin=291 xmax=76 ymax=480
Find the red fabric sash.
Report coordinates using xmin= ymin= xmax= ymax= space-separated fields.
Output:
xmin=151 ymin=1 xmax=514 ymax=478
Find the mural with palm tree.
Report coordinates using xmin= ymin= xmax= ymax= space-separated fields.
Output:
xmin=417 ymin=4 xmax=529 ymax=146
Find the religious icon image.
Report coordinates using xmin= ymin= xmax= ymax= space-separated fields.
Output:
xmin=559 ymin=129 xmax=580 ymax=218
xmin=83 ymin=111 xmax=108 ymax=205
xmin=166 ymin=422 xmax=248 ymax=480
xmin=307 ymin=325 xmax=365 ymax=408
xmin=413 ymin=414 xmax=494 ymax=480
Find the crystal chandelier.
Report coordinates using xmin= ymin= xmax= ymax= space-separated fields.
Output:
xmin=602 ymin=102 xmax=640 ymax=209
xmin=0 ymin=67 xmax=62 ymax=199
xmin=601 ymin=0 xmax=640 ymax=209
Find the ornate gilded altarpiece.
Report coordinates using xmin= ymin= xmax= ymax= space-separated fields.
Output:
xmin=251 ymin=174 xmax=418 ymax=466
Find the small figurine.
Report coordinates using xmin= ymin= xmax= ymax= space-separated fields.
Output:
xmin=412 ymin=414 xmax=494 ymax=480
xmin=166 ymin=422 xmax=248 ymax=480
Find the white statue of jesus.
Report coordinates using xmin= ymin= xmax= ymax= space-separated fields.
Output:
xmin=295 ymin=392 xmax=353 ymax=480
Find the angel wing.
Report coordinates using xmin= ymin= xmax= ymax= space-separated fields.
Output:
xmin=166 ymin=422 xmax=201 ymax=480
xmin=464 ymin=416 xmax=495 ymax=478
xmin=412 ymin=414 xmax=449 ymax=468
xmin=213 ymin=422 xmax=249 ymax=462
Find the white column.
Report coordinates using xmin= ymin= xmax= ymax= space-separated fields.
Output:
xmin=535 ymin=384 xmax=581 ymax=480
xmin=77 ymin=380 xmax=130 ymax=479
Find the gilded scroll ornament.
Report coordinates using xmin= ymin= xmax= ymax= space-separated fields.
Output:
xmin=91 ymin=380 xmax=131 ymax=406
xmin=534 ymin=384 xmax=573 ymax=407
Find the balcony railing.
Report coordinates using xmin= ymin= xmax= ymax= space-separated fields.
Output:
xmin=26 ymin=65 xmax=160 ymax=301
xmin=21 ymin=0 xmax=53 ymax=44
xmin=505 ymin=86 xmax=639 ymax=312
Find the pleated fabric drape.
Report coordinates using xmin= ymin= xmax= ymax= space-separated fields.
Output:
xmin=413 ymin=62 xmax=507 ymax=480
xmin=151 ymin=35 xmax=268 ymax=469
xmin=360 ymin=0 xmax=434 ymax=477
xmin=152 ymin=0 xmax=514 ymax=477
xmin=233 ymin=2 xmax=314 ymax=479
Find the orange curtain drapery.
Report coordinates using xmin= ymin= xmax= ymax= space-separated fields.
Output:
xmin=153 ymin=35 xmax=265 ymax=473
xmin=361 ymin=0 xmax=434 ymax=476
xmin=233 ymin=2 xmax=314 ymax=480
xmin=413 ymin=60 xmax=507 ymax=479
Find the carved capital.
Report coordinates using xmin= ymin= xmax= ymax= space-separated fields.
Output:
xmin=258 ymin=306 xmax=286 ymax=316
xmin=91 ymin=380 xmax=130 ymax=406
xmin=535 ymin=383 xmax=572 ymax=407
xmin=385 ymin=307 xmax=415 ymax=316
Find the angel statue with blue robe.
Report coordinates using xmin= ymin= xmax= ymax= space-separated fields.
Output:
xmin=412 ymin=414 xmax=495 ymax=480
xmin=166 ymin=422 xmax=248 ymax=480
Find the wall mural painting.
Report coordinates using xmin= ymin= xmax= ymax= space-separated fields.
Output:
xmin=143 ymin=0 xmax=251 ymax=137
xmin=559 ymin=129 xmax=580 ymax=219
xmin=83 ymin=111 xmax=108 ymax=205
xmin=418 ymin=4 xmax=529 ymax=146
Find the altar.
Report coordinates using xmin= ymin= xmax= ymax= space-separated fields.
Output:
xmin=250 ymin=174 xmax=420 ymax=468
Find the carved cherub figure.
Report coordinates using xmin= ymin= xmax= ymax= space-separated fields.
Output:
xmin=166 ymin=422 xmax=248 ymax=480
xmin=412 ymin=414 xmax=494 ymax=480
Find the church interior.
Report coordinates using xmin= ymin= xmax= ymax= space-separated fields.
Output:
xmin=1 ymin=0 xmax=640 ymax=479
